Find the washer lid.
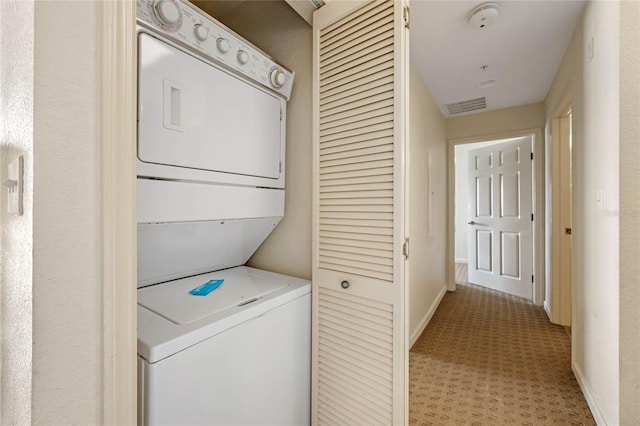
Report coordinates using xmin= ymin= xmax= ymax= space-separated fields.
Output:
xmin=138 ymin=267 xmax=289 ymax=325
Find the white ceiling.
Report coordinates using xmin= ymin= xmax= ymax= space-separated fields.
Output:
xmin=410 ymin=0 xmax=586 ymax=117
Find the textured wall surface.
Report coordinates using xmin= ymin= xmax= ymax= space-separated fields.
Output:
xmin=618 ymin=0 xmax=640 ymax=422
xmin=575 ymin=2 xmax=620 ymax=423
xmin=196 ymin=0 xmax=313 ymax=280
xmin=31 ymin=2 xmax=102 ymax=424
xmin=0 ymin=1 xmax=34 ymax=424
xmin=545 ymin=2 xmax=622 ymax=423
xmin=408 ymin=67 xmax=447 ymax=343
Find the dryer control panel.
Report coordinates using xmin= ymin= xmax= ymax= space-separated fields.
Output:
xmin=137 ymin=0 xmax=294 ymax=100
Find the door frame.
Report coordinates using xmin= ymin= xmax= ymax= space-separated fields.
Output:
xmin=101 ymin=1 xmax=137 ymax=424
xmin=547 ymin=93 xmax=573 ymax=325
xmin=446 ymin=128 xmax=545 ymax=305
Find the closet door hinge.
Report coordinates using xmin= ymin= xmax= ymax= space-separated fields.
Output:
xmin=403 ymin=6 xmax=410 ymax=29
xmin=403 ymin=238 xmax=410 ymax=259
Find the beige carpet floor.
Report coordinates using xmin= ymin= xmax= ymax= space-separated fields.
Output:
xmin=409 ymin=264 xmax=595 ymax=425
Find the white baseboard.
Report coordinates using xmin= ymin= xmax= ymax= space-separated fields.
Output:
xmin=573 ymin=362 xmax=606 ymax=425
xmin=543 ymin=300 xmax=551 ymax=320
xmin=410 ymin=286 xmax=447 ymax=348
xmin=455 ymin=258 xmax=468 ymax=264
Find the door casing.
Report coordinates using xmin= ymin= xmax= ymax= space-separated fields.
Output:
xmin=547 ymin=95 xmax=573 ymax=325
xmin=447 ymin=128 xmax=545 ymax=305
xmin=101 ymin=0 xmax=137 ymax=424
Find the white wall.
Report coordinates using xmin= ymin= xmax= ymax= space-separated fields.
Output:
xmin=454 ymin=146 xmax=468 ymax=263
xmin=408 ymin=66 xmax=447 ymax=345
xmin=0 ymin=1 xmax=34 ymax=424
xmin=576 ymin=2 xmax=620 ymax=423
xmin=31 ymin=2 xmax=103 ymax=423
xmin=544 ymin=1 xmax=622 ymax=423
xmin=1 ymin=1 xmax=104 ymax=424
xmin=196 ymin=0 xmax=313 ymax=281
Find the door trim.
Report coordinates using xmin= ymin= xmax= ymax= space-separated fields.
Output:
xmin=447 ymin=128 xmax=544 ymax=305
xmin=100 ymin=1 xmax=137 ymax=424
xmin=549 ymin=98 xmax=573 ymax=325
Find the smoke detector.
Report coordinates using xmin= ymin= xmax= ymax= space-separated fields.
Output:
xmin=468 ymin=3 xmax=500 ymax=29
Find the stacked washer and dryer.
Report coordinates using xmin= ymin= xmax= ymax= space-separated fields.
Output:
xmin=135 ymin=1 xmax=311 ymax=424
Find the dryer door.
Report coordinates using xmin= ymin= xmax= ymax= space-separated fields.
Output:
xmin=138 ymin=33 xmax=283 ymax=181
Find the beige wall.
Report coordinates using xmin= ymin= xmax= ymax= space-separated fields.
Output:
xmin=30 ymin=1 xmax=103 ymax=423
xmin=0 ymin=1 xmax=34 ymax=424
xmin=198 ymin=0 xmax=313 ymax=280
xmin=618 ymin=1 xmax=640 ymax=422
xmin=408 ymin=66 xmax=447 ymax=345
xmin=543 ymin=1 xmax=639 ymax=423
xmin=447 ymin=102 xmax=545 ymax=142
xmin=1 ymin=1 xmax=103 ymax=423
xmin=575 ymin=3 xmax=620 ymax=422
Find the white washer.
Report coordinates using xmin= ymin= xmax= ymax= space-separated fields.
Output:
xmin=135 ymin=1 xmax=309 ymax=425
xmin=138 ymin=267 xmax=310 ymax=425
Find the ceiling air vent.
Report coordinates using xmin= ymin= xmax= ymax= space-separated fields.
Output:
xmin=444 ymin=97 xmax=487 ymax=115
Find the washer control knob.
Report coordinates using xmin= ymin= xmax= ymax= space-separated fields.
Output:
xmin=270 ymin=68 xmax=286 ymax=88
xmin=237 ymin=50 xmax=249 ymax=65
xmin=216 ymin=38 xmax=230 ymax=53
xmin=194 ymin=24 xmax=208 ymax=42
xmin=154 ymin=0 xmax=181 ymax=25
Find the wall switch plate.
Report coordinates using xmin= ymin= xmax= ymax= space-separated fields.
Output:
xmin=596 ymin=188 xmax=603 ymax=211
xmin=588 ymin=36 xmax=594 ymax=63
xmin=3 ymin=156 xmax=24 ymax=215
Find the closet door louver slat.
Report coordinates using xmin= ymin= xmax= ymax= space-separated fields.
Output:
xmin=318 ymin=289 xmax=394 ymax=424
xmin=313 ymin=0 xmax=407 ymax=424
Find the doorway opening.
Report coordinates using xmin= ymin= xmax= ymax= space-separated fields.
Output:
xmin=448 ymin=130 xmax=544 ymax=304
xmin=546 ymin=99 xmax=573 ymax=326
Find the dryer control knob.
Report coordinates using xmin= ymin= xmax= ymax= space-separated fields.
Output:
xmin=194 ymin=24 xmax=208 ymax=42
xmin=270 ymin=68 xmax=286 ymax=88
xmin=216 ymin=38 xmax=230 ymax=53
xmin=154 ymin=0 xmax=181 ymax=25
xmin=237 ymin=50 xmax=249 ymax=65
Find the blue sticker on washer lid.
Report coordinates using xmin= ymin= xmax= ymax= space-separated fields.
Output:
xmin=189 ymin=279 xmax=224 ymax=296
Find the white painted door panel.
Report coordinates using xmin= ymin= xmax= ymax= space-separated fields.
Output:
xmin=467 ymin=138 xmax=533 ymax=299
xmin=312 ymin=0 xmax=408 ymax=424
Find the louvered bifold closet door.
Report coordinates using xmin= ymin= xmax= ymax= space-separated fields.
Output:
xmin=312 ymin=1 xmax=408 ymax=425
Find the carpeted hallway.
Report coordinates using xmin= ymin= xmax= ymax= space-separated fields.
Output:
xmin=409 ymin=265 xmax=595 ymax=425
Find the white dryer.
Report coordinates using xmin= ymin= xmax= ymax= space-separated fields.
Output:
xmin=135 ymin=1 xmax=310 ymax=425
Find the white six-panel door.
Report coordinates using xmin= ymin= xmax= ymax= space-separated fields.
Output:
xmin=467 ymin=137 xmax=533 ymax=299
xmin=312 ymin=0 xmax=409 ymax=424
